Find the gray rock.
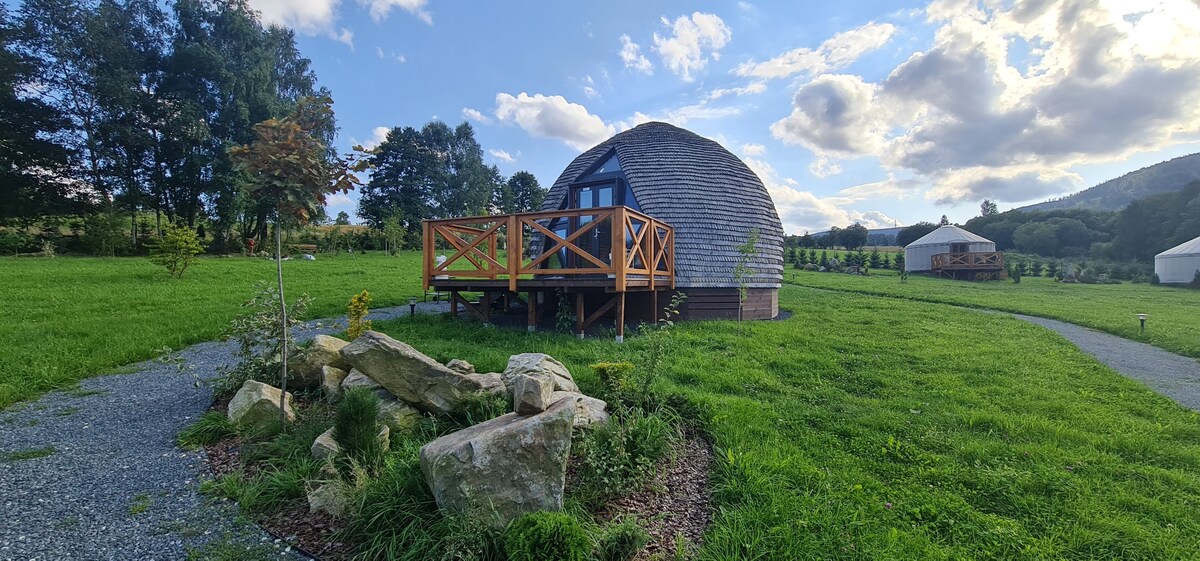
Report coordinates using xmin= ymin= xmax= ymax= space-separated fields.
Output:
xmin=310 ymin=425 xmax=390 ymax=461
xmin=512 ymin=373 xmax=553 ymax=415
xmin=227 ymin=380 xmax=294 ymax=426
xmin=307 ymin=481 xmax=349 ymax=518
xmin=289 ymin=335 xmax=351 ymax=388
xmin=320 ymin=366 xmax=349 ymax=401
xmin=464 ymin=373 xmax=506 ymax=395
xmin=502 ymin=353 xmax=578 ymax=393
xmin=339 ymin=331 xmax=492 ymax=414
xmin=419 ymin=398 xmax=576 ymax=529
xmin=446 ymin=359 xmax=475 ymax=374
xmin=550 ymin=391 xmax=609 ymax=429
xmin=341 ymin=368 xmax=393 ymax=399
xmin=378 ymin=399 xmax=422 ymax=434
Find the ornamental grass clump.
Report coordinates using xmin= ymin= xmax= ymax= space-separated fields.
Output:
xmin=333 ymin=387 xmax=385 ymax=476
xmin=503 ymin=511 xmax=591 ymax=561
xmin=595 ymin=517 xmax=650 ymax=561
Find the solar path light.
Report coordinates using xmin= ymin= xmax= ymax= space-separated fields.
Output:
xmin=1137 ymin=313 xmax=1149 ymax=334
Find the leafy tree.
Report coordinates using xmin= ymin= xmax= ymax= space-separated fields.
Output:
xmin=799 ymin=232 xmax=814 ymax=248
xmin=980 ymin=199 xmax=999 ymax=216
xmin=842 ymin=223 xmax=869 ymax=251
xmin=150 ymin=223 xmax=204 ymax=278
xmin=334 ymin=211 xmax=350 ymax=225
xmin=896 ymin=222 xmax=938 ymax=247
xmin=939 ymin=215 xmax=950 ymax=226
xmin=229 ymin=96 xmax=365 ymax=424
xmin=498 ymin=170 xmax=545 ymax=213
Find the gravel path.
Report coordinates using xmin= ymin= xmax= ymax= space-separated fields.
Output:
xmin=0 ymin=302 xmax=448 ymax=561
xmin=1009 ymin=313 xmax=1200 ymax=411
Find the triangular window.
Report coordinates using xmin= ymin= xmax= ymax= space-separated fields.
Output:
xmin=590 ymin=153 xmax=621 ymax=175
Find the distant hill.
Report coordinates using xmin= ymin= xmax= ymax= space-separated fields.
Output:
xmin=810 ymin=226 xmax=905 ymax=246
xmin=1019 ymin=152 xmax=1200 ymax=212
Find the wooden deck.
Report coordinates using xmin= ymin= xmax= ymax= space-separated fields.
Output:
xmin=422 ymin=206 xmax=675 ymax=339
xmin=931 ymin=251 xmax=1005 ymax=280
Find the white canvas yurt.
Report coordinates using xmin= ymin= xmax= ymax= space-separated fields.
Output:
xmin=1155 ymin=235 xmax=1200 ymax=284
xmin=904 ymin=225 xmax=996 ymax=272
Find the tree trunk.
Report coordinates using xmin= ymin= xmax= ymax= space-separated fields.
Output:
xmin=276 ymin=220 xmax=289 ymax=427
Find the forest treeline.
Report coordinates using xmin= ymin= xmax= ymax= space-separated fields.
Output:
xmin=0 ymin=0 xmax=545 ymax=256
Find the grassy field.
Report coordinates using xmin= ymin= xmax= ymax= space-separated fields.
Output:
xmin=786 ymin=270 xmax=1200 ymax=359
xmin=0 ymin=252 xmax=426 ymax=408
xmin=356 ymin=285 xmax=1200 ymax=559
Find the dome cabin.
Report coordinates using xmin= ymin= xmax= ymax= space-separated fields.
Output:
xmin=1155 ymin=235 xmax=1200 ymax=284
xmin=422 ymin=122 xmax=784 ymax=340
xmin=904 ymin=225 xmax=1004 ymax=281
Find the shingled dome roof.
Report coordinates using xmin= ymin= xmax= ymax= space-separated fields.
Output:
xmin=541 ymin=122 xmax=784 ymax=288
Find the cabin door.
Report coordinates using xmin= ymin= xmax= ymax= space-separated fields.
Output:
xmin=950 ymin=243 xmax=969 ymax=253
xmin=569 ymin=183 xmax=615 ymax=268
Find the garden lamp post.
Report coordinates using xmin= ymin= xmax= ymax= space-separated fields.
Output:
xmin=409 ymin=297 xmax=418 ymax=317
xmin=1137 ymin=313 xmax=1149 ymax=334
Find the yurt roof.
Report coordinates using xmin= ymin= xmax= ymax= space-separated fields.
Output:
xmin=1156 ymin=235 xmax=1200 ymax=259
xmin=906 ymin=225 xmax=993 ymax=248
xmin=541 ymin=121 xmax=784 ymax=288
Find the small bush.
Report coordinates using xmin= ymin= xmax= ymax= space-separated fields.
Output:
xmin=334 ymin=387 xmax=384 ymax=476
xmin=448 ymin=390 xmax=509 ymax=427
xmin=503 ymin=511 xmax=591 ymax=561
xmin=150 ymin=224 xmax=204 ymax=278
xmin=178 ymin=410 xmax=237 ymax=447
xmin=347 ymin=289 xmax=372 ymax=339
xmin=212 ymin=283 xmax=312 ymax=397
xmin=591 ymin=361 xmax=635 ymax=402
xmin=1192 ymin=270 xmax=1200 ymax=289
xmin=595 ymin=517 xmax=650 ymax=561
xmin=1151 ymin=273 xmax=1161 ymax=285
xmin=575 ymin=408 xmax=674 ymax=503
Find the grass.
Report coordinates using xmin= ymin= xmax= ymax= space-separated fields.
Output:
xmin=785 ymin=269 xmax=1200 ymax=359
xmin=2 ymin=446 xmax=55 ymax=462
xmin=0 ymin=251 xmax=427 ymax=409
xmin=128 ymin=493 xmax=152 ymax=516
xmin=346 ymin=285 xmax=1200 ymax=559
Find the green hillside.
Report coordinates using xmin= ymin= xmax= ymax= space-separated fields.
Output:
xmin=1021 ymin=153 xmax=1200 ymax=212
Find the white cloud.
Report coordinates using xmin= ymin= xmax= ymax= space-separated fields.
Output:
xmin=493 ymin=92 xmax=615 ymax=151
xmin=707 ymin=81 xmax=766 ymax=100
xmin=771 ymin=0 xmax=1200 ymax=204
xmin=248 ymin=0 xmax=339 ymax=33
xmin=489 ymin=149 xmax=515 ymax=163
xmin=652 ymin=12 xmax=732 ymax=81
xmin=376 ymin=47 xmax=406 ymax=63
xmin=461 ymin=107 xmax=492 ymax=124
xmin=619 ymin=35 xmax=654 ymax=74
xmin=357 ymin=126 xmax=390 ymax=150
xmin=582 ymin=86 xmax=600 ymax=99
xmin=360 ymin=0 xmax=432 ymax=24
xmin=741 ymin=143 xmax=766 ymax=156
xmin=334 ymin=28 xmax=354 ymax=49
xmin=744 ymin=157 xmax=899 ymax=233
xmin=736 ymin=21 xmax=896 ymax=80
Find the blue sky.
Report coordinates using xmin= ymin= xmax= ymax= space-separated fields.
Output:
xmin=252 ymin=0 xmax=1200 ymax=233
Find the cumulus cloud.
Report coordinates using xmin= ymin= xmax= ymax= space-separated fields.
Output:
xmin=741 ymin=143 xmax=766 ymax=156
xmin=619 ymin=35 xmax=654 ymax=74
xmin=744 ymin=157 xmax=901 ymax=233
xmin=489 ymin=149 xmax=515 ymax=163
xmin=375 ymin=47 xmax=406 ymax=63
xmin=493 ymin=92 xmax=615 ymax=151
xmin=360 ymin=0 xmax=432 ymax=23
xmin=461 ymin=107 xmax=491 ymax=124
xmin=249 ymin=0 xmax=339 ymax=33
xmin=357 ymin=126 xmax=391 ymax=150
xmin=652 ymin=12 xmax=732 ymax=81
xmin=707 ymin=81 xmax=766 ymax=100
xmin=736 ymin=21 xmax=896 ymax=80
xmin=770 ymin=0 xmax=1200 ymax=204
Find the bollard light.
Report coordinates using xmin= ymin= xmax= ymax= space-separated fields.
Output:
xmin=1136 ymin=313 xmax=1149 ymax=334
xmin=409 ymin=296 xmax=418 ymax=317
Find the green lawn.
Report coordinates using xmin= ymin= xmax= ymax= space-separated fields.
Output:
xmin=0 ymin=252 xmax=426 ymax=408
xmin=363 ymin=285 xmax=1200 ymax=559
xmin=785 ymin=270 xmax=1200 ymax=359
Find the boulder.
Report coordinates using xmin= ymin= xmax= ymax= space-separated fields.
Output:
xmin=378 ymin=399 xmax=422 ymax=434
xmin=512 ymin=373 xmax=553 ymax=415
xmin=464 ymin=373 xmax=506 ymax=395
xmin=227 ymin=380 xmax=294 ymax=426
xmin=502 ymin=353 xmax=578 ymax=393
xmin=310 ymin=425 xmax=391 ymax=461
xmin=446 ymin=359 xmax=475 ymax=374
xmin=550 ymin=391 xmax=609 ymax=429
xmin=803 ymin=263 xmax=819 ymax=271
xmin=320 ymin=366 xmax=349 ymax=401
xmin=307 ymin=481 xmax=349 ymax=517
xmin=419 ymin=398 xmax=575 ymax=529
xmin=289 ymin=335 xmax=351 ymax=388
xmin=341 ymin=368 xmax=393 ymax=399
xmin=339 ymin=331 xmax=494 ymax=414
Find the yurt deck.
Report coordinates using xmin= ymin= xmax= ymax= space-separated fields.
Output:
xmin=930 ymin=251 xmax=1005 ymax=281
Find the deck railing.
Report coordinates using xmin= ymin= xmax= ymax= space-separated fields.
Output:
xmin=422 ymin=206 xmax=674 ymax=292
xmin=931 ymin=251 xmax=1004 ymax=270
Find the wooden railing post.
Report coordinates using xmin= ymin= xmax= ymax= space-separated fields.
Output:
xmin=613 ymin=206 xmax=626 ymax=292
xmin=507 ymin=214 xmax=520 ymax=292
xmin=422 ymin=221 xmax=432 ymax=291
xmin=648 ymin=217 xmax=656 ymax=291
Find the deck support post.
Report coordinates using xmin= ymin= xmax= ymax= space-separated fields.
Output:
xmin=615 ymin=292 xmax=625 ymax=343
xmin=481 ymin=292 xmax=492 ymax=326
xmin=575 ymin=292 xmax=585 ymax=339
xmin=527 ymin=291 xmax=537 ymax=332
xmin=651 ymin=289 xmax=659 ymax=324
xmin=449 ymin=291 xmax=458 ymax=319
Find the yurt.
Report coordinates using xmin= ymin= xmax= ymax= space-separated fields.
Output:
xmin=904 ymin=225 xmax=1003 ymax=280
xmin=540 ymin=121 xmax=785 ymax=319
xmin=1155 ymin=235 xmax=1200 ymax=284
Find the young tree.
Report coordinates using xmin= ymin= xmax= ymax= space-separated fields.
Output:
xmin=334 ymin=211 xmax=350 ymax=225
xmin=819 ymin=250 xmax=829 ymax=269
xmin=229 ymin=96 xmax=366 ymax=424
xmin=150 ymin=223 xmax=204 ymax=278
xmin=883 ymin=253 xmax=892 ymax=269
xmin=869 ymin=249 xmax=882 ymax=269
xmin=808 ymin=248 xmax=818 ymax=264
xmin=980 ymin=199 xmax=999 ymax=216
xmin=732 ymin=228 xmax=760 ymax=333
xmin=894 ymin=252 xmax=905 ymax=270
xmin=939 ymin=215 xmax=950 ymax=226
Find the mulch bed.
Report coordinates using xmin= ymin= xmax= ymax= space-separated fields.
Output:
xmin=596 ymin=427 xmax=715 ymax=559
